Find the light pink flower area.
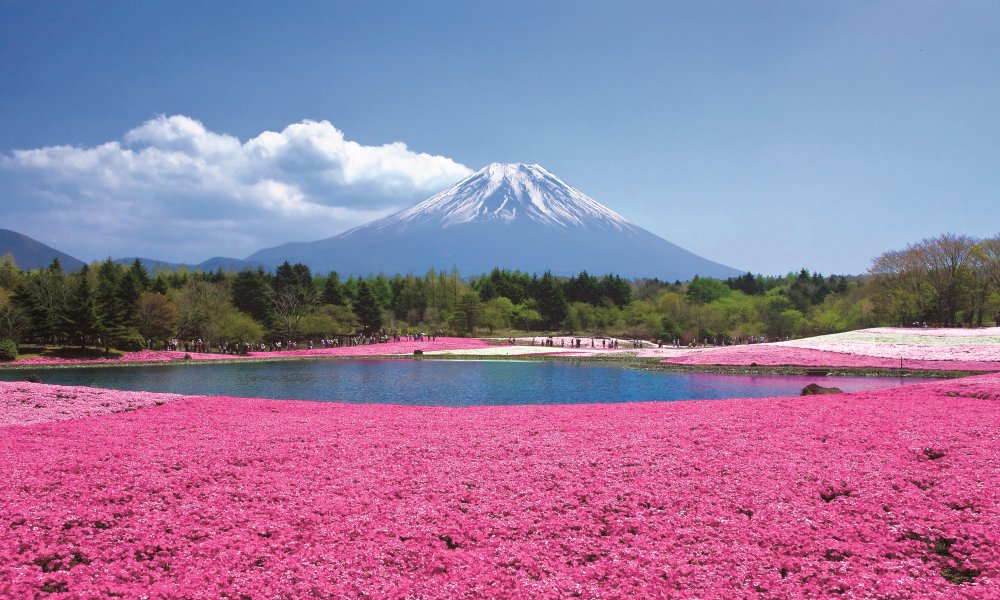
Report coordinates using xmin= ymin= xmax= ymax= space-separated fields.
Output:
xmin=2 ymin=376 xmax=998 ymax=597
xmin=0 ymin=382 xmax=187 ymax=427
xmin=13 ymin=338 xmax=494 ymax=366
xmin=665 ymin=344 xmax=1000 ymax=371
xmin=666 ymin=328 xmax=1000 ymax=371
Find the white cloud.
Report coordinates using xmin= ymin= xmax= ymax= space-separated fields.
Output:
xmin=0 ymin=115 xmax=472 ymax=263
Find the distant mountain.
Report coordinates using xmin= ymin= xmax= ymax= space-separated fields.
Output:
xmin=116 ymin=256 xmax=260 ymax=274
xmin=247 ymin=163 xmax=741 ymax=280
xmin=0 ymin=229 xmax=86 ymax=271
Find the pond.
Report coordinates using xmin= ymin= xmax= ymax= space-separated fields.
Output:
xmin=1 ymin=359 xmax=934 ymax=407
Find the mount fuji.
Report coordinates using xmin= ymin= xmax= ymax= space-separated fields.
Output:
xmin=247 ymin=163 xmax=741 ymax=280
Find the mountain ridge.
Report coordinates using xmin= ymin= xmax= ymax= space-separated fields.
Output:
xmin=0 ymin=229 xmax=86 ymax=271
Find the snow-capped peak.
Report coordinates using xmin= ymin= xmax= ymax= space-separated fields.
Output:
xmin=363 ymin=162 xmax=638 ymax=232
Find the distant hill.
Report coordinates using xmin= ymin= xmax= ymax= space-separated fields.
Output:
xmin=115 ymin=256 xmax=260 ymax=274
xmin=247 ymin=163 xmax=742 ymax=280
xmin=0 ymin=229 xmax=86 ymax=271
xmin=0 ymin=229 xmax=259 ymax=275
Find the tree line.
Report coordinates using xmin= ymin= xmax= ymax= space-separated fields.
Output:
xmin=0 ymin=231 xmax=997 ymax=353
xmin=868 ymin=233 xmax=1000 ymax=327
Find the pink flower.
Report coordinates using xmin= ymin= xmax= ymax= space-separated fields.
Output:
xmin=1 ymin=372 xmax=998 ymax=596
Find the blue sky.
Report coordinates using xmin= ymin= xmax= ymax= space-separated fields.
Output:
xmin=1 ymin=0 xmax=998 ymax=275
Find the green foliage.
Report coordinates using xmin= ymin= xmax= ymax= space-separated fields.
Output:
xmin=115 ymin=329 xmax=147 ymax=352
xmin=0 ymin=254 xmax=20 ymax=290
xmin=268 ymin=262 xmax=318 ymax=339
xmin=474 ymin=268 xmax=532 ymax=304
xmin=533 ymin=272 xmax=567 ymax=329
xmin=10 ymin=235 xmax=943 ymax=347
xmin=68 ymin=265 xmax=98 ymax=345
xmin=135 ymin=292 xmax=178 ymax=341
xmin=353 ymin=281 xmax=384 ymax=334
xmin=95 ymin=258 xmax=128 ymax=347
xmin=14 ymin=268 xmax=70 ymax=343
xmin=481 ymin=296 xmax=514 ymax=333
xmin=685 ymin=276 xmax=731 ymax=304
xmin=454 ymin=292 xmax=483 ymax=333
xmin=129 ymin=259 xmax=151 ymax=291
xmin=868 ymin=233 xmax=1000 ymax=326
xmin=213 ymin=311 xmax=265 ymax=344
xmin=0 ymin=338 xmax=17 ymax=361
xmin=298 ymin=305 xmax=357 ymax=339
xmin=322 ymin=272 xmax=346 ymax=306
xmin=511 ymin=302 xmax=542 ymax=331
xmin=231 ymin=268 xmax=273 ymax=326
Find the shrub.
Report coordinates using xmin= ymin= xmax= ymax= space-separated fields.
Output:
xmin=115 ymin=329 xmax=147 ymax=352
xmin=0 ymin=339 xmax=17 ymax=362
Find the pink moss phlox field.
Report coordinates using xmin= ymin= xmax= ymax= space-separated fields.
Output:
xmin=12 ymin=338 xmax=494 ymax=366
xmin=866 ymin=327 xmax=1000 ymax=338
xmin=0 ymin=382 xmax=187 ymax=427
xmin=664 ymin=344 xmax=1000 ymax=371
xmin=2 ymin=377 xmax=998 ymax=597
xmin=665 ymin=327 xmax=1000 ymax=371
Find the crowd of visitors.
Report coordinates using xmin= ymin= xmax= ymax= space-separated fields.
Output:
xmin=160 ymin=331 xmax=443 ymax=356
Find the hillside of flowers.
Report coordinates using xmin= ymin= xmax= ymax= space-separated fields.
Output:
xmin=666 ymin=327 xmax=1000 ymax=372
xmin=2 ymin=375 xmax=997 ymax=597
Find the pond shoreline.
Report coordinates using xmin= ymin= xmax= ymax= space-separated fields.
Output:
xmin=0 ymin=350 xmax=978 ymax=380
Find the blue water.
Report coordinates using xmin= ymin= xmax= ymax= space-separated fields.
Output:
xmin=0 ymin=359 xmax=932 ymax=406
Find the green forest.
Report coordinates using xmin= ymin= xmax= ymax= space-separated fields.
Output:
xmin=1 ymin=233 xmax=998 ymax=357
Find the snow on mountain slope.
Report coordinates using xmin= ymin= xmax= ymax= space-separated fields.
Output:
xmin=354 ymin=163 xmax=637 ymax=233
xmin=247 ymin=163 xmax=741 ymax=279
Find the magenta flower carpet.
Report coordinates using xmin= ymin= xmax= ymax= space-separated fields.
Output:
xmin=1 ymin=375 xmax=997 ymax=597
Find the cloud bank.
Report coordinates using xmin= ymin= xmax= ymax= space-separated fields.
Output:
xmin=0 ymin=115 xmax=472 ymax=263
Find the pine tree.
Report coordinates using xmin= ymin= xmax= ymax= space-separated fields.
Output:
xmin=129 ymin=259 xmax=151 ymax=292
xmin=14 ymin=260 xmax=70 ymax=344
xmin=354 ymin=281 xmax=383 ymax=334
xmin=232 ymin=268 xmax=273 ymax=326
xmin=456 ymin=292 xmax=482 ymax=333
xmin=151 ymin=276 xmax=169 ymax=295
xmin=534 ymin=272 xmax=567 ymax=329
xmin=95 ymin=258 xmax=126 ymax=351
xmin=322 ymin=272 xmax=345 ymax=306
xmin=117 ymin=270 xmax=143 ymax=326
xmin=68 ymin=265 xmax=97 ymax=346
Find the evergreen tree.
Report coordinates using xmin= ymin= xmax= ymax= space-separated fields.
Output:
xmin=13 ymin=260 xmax=69 ymax=344
xmin=353 ymin=280 xmax=383 ymax=334
xmin=599 ymin=274 xmax=632 ymax=307
xmin=566 ymin=271 xmax=600 ymax=304
xmin=232 ymin=268 xmax=273 ymax=325
xmin=151 ymin=276 xmax=169 ymax=295
xmin=533 ymin=272 xmax=568 ymax=329
xmin=456 ymin=292 xmax=482 ymax=333
xmin=117 ymin=269 xmax=143 ymax=326
xmin=95 ymin=258 xmax=127 ymax=350
xmin=68 ymin=265 xmax=97 ymax=346
xmin=129 ymin=259 xmax=151 ymax=291
xmin=273 ymin=261 xmax=313 ymax=294
xmin=322 ymin=272 xmax=345 ymax=306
